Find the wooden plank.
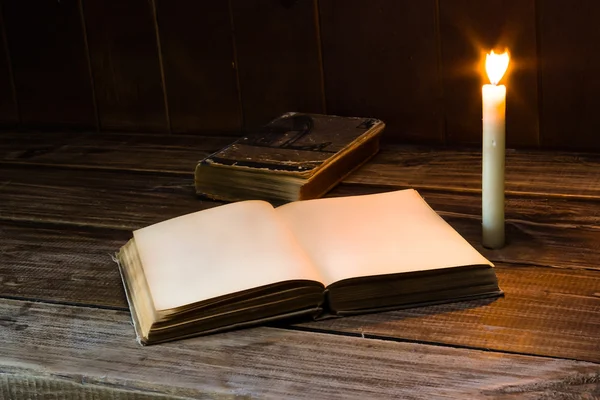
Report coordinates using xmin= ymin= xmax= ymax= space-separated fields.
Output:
xmin=0 ymin=131 xmax=85 ymax=160
xmin=445 ymin=213 xmax=600 ymax=270
xmin=2 ymin=220 xmax=600 ymax=363
xmin=0 ymin=165 xmax=216 ymax=230
xmin=298 ymin=264 xmax=600 ymax=363
xmin=538 ymin=0 xmax=600 ymax=150
xmin=345 ymin=146 xmax=600 ymax=199
xmin=231 ymin=0 xmax=324 ymax=130
xmin=438 ymin=0 xmax=539 ymax=147
xmin=1 ymin=163 xmax=599 ymax=270
xmin=1 ymin=134 xmax=599 ymax=270
xmin=1 ymin=373 xmax=173 ymax=400
xmin=319 ymin=0 xmax=442 ymax=143
xmin=6 ymin=134 xmax=599 ymax=200
xmin=2 ymin=219 xmax=600 ymax=364
xmin=0 ymin=153 xmax=598 ymax=233
xmin=155 ymin=0 xmax=242 ymax=134
xmin=0 ymin=7 xmax=17 ymax=127
xmin=331 ymin=185 xmax=600 ymax=228
xmin=1 ymin=299 xmax=599 ymax=399
xmin=82 ymin=0 xmax=168 ymax=132
xmin=0 ymin=221 xmax=128 ymax=309
xmin=0 ymin=216 xmax=600 ymax=312
xmin=1 ymin=0 xmax=96 ymax=129
xmin=0 ymin=131 xmax=232 ymax=173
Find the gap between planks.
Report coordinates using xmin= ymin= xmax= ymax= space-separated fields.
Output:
xmin=1 ymin=132 xmax=600 ymax=200
xmin=1 ymin=297 xmax=600 ymax=399
xmin=282 ymin=324 xmax=600 ymax=365
xmin=1 ymin=216 xmax=599 ymax=364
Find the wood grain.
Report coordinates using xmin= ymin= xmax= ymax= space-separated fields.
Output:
xmin=0 ymin=131 xmax=232 ymax=173
xmin=1 ymin=216 xmax=599 ymax=363
xmin=155 ymin=0 xmax=242 ymax=134
xmin=319 ymin=0 xmax=442 ymax=143
xmin=446 ymin=214 xmax=600 ymax=270
xmin=2 ymin=217 xmax=599 ymax=364
xmin=6 ymin=133 xmax=600 ymax=199
xmin=0 ymin=7 xmax=17 ymax=127
xmin=438 ymin=0 xmax=539 ymax=147
xmin=231 ymin=0 xmax=324 ymax=130
xmin=1 ymin=0 xmax=96 ymax=129
xmin=298 ymin=264 xmax=600 ymax=363
xmin=82 ymin=0 xmax=168 ymax=132
xmin=0 ymin=221 xmax=128 ymax=309
xmin=0 ymin=131 xmax=84 ymax=160
xmin=1 ymin=372 xmax=174 ymax=400
xmin=2 ymin=132 xmax=600 ymax=395
xmin=2 ymin=137 xmax=600 ymax=272
xmin=538 ymin=0 xmax=600 ymax=150
xmin=346 ymin=146 xmax=600 ymax=199
xmin=0 ymin=191 xmax=597 ymax=300
xmin=1 ymin=299 xmax=599 ymax=399
xmin=331 ymin=185 xmax=600 ymax=228
xmin=0 ymin=165 xmax=217 ymax=230
xmin=1 ymin=163 xmax=599 ymax=271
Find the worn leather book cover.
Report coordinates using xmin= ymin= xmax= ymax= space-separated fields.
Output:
xmin=195 ymin=112 xmax=385 ymax=202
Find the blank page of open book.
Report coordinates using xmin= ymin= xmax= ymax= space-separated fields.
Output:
xmin=133 ymin=200 xmax=321 ymax=311
xmin=276 ymin=189 xmax=492 ymax=286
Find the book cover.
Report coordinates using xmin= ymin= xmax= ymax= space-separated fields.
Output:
xmin=195 ymin=112 xmax=385 ymax=202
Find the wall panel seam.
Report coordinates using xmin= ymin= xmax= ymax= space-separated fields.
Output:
xmin=434 ymin=0 xmax=446 ymax=144
xmin=150 ymin=0 xmax=172 ymax=133
xmin=228 ymin=0 xmax=245 ymax=131
xmin=78 ymin=0 xmax=100 ymax=132
xmin=534 ymin=0 xmax=543 ymax=147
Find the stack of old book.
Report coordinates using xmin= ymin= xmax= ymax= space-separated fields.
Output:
xmin=194 ymin=112 xmax=385 ymax=203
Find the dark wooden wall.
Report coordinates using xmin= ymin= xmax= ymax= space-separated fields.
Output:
xmin=0 ymin=0 xmax=598 ymax=150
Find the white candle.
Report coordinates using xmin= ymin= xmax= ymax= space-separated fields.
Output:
xmin=482 ymin=51 xmax=509 ymax=249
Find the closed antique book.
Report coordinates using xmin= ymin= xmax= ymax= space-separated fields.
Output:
xmin=195 ymin=112 xmax=385 ymax=202
xmin=116 ymin=189 xmax=502 ymax=345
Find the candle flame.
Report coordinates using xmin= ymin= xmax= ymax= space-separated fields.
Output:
xmin=486 ymin=51 xmax=509 ymax=85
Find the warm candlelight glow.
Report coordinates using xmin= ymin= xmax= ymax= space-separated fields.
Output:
xmin=481 ymin=49 xmax=509 ymax=249
xmin=485 ymin=51 xmax=510 ymax=85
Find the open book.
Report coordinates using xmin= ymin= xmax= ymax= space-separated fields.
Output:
xmin=117 ymin=189 xmax=501 ymax=345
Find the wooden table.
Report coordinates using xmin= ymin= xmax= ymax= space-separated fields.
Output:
xmin=1 ymin=131 xmax=599 ymax=399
